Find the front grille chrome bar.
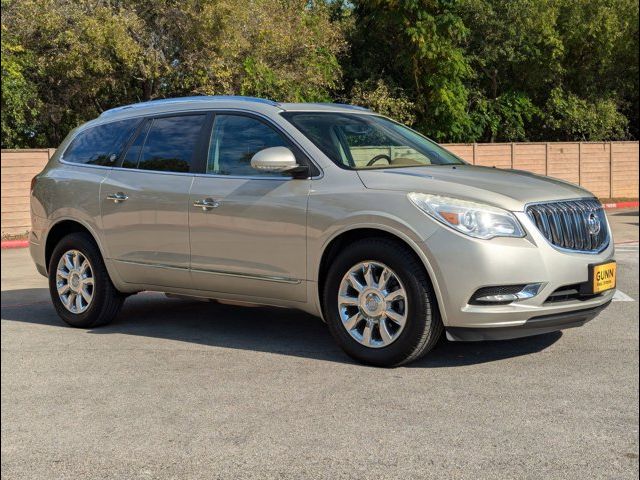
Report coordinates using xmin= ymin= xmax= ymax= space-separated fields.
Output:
xmin=526 ymin=198 xmax=609 ymax=253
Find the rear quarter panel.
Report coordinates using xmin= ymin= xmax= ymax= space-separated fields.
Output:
xmin=31 ymin=161 xmax=111 ymax=275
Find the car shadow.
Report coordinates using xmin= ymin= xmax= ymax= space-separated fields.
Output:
xmin=610 ymin=209 xmax=639 ymax=227
xmin=1 ymin=288 xmax=562 ymax=368
xmin=609 ymin=210 xmax=638 ymax=217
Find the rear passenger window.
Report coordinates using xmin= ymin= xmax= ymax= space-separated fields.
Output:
xmin=63 ymin=118 xmax=140 ymax=166
xmin=136 ymin=115 xmax=206 ymax=173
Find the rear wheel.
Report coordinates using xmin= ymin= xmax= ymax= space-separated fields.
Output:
xmin=48 ymin=232 xmax=124 ymax=328
xmin=323 ymin=238 xmax=442 ymax=367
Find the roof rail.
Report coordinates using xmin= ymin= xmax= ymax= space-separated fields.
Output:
xmin=303 ymin=102 xmax=370 ymax=111
xmin=99 ymin=95 xmax=280 ymax=118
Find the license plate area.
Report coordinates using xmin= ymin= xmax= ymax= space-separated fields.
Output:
xmin=586 ymin=261 xmax=617 ymax=294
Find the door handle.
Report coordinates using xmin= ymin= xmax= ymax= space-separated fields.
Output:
xmin=193 ymin=198 xmax=221 ymax=210
xmin=106 ymin=192 xmax=128 ymax=203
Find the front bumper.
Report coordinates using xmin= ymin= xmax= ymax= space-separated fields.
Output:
xmin=421 ymin=211 xmax=615 ymax=336
xmin=446 ymin=300 xmax=611 ymax=341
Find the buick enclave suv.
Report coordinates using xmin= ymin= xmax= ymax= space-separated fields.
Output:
xmin=29 ymin=96 xmax=616 ymax=366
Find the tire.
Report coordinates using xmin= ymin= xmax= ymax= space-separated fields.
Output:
xmin=323 ymin=238 xmax=443 ymax=367
xmin=48 ymin=232 xmax=124 ymax=328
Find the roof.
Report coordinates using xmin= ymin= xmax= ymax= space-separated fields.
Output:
xmin=98 ymin=96 xmax=371 ymax=120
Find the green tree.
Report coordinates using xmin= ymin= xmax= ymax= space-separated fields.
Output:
xmin=460 ymin=0 xmax=561 ymax=141
xmin=458 ymin=0 xmax=633 ymax=141
xmin=543 ymin=87 xmax=628 ymax=140
xmin=345 ymin=0 xmax=473 ymax=141
xmin=1 ymin=0 xmax=638 ymax=147
xmin=469 ymin=92 xmax=540 ymax=142
xmin=555 ymin=0 xmax=638 ymax=138
xmin=1 ymin=0 xmax=345 ymax=147
xmin=0 ymin=23 xmax=43 ymax=147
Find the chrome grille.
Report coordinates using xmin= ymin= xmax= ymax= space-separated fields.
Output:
xmin=526 ymin=199 xmax=609 ymax=252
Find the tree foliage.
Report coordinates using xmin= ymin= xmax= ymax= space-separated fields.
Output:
xmin=345 ymin=0 xmax=474 ymax=141
xmin=1 ymin=0 xmax=344 ymax=147
xmin=1 ymin=22 xmax=43 ymax=147
xmin=1 ymin=0 xmax=638 ymax=147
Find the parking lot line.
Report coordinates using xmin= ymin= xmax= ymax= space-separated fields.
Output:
xmin=613 ymin=290 xmax=636 ymax=302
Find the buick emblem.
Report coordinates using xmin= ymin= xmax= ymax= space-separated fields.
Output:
xmin=587 ymin=212 xmax=601 ymax=235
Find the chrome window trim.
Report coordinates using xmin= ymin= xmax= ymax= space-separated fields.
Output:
xmin=59 ymin=159 xmax=198 ymax=177
xmin=59 ymin=160 xmax=114 ymax=171
xmin=193 ymin=172 xmax=295 ymax=182
xmin=58 ymin=160 xmax=308 ymax=182
xmin=107 ymin=168 xmax=195 ymax=178
xmin=523 ymin=197 xmax=611 ymax=255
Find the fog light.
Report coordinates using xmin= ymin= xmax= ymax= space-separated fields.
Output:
xmin=470 ymin=283 xmax=544 ymax=305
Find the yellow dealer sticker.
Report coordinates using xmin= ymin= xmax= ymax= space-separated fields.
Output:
xmin=592 ymin=262 xmax=616 ymax=293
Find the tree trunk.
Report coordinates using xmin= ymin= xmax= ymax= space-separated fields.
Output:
xmin=142 ymin=80 xmax=154 ymax=101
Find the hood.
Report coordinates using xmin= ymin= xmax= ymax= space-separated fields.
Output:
xmin=356 ymin=165 xmax=594 ymax=212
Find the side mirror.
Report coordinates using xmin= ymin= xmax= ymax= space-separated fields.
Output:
xmin=251 ymin=146 xmax=304 ymax=174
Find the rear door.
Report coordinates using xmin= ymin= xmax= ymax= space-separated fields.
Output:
xmin=101 ymin=113 xmax=209 ymax=288
xmin=188 ymin=113 xmax=311 ymax=301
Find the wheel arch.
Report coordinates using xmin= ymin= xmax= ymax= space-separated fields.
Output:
xmin=44 ymin=219 xmax=103 ymax=274
xmin=316 ymin=226 xmax=446 ymax=323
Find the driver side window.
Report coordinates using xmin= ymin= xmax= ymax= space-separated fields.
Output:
xmin=206 ymin=114 xmax=288 ymax=176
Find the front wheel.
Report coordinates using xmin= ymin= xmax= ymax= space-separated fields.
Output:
xmin=323 ymin=238 xmax=442 ymax=367
xmin=48 ymin=232 xmax=124 ymax=328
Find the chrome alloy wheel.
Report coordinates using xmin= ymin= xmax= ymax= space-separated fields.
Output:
xmin=338 ymin=261 xmax=408 ymax=348
xmin=56 ymin=249 xmax=94 ymax=314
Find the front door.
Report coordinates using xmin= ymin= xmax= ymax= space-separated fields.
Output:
xmin=101 ymin=114 xmax=208 ymax=288
xmin=189 ymin=113 xmax=310 ymax=302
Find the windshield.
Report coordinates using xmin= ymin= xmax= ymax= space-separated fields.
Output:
xmin=281 ymin=112 xmax=465 ymax=169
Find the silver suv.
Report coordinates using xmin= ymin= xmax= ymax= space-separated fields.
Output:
xmin=30 ymin=96 xmax=616 ymax=366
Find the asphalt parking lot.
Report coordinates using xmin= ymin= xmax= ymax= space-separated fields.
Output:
xmin=2 ymin=210 xmax=638 ymax=480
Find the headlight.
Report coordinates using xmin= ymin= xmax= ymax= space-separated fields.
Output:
xmin=407 ymin=193 xmax=525 ymax=239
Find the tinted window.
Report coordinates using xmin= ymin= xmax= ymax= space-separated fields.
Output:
xmin=207 ymin=115 xmax=288 ymax=176
xmin=121 ymin=121 xmax=150 ymax=169
xmin=137 ymin=115 xmax=206 ymax=173
xmin=64 ymin=118 xmax=140 ymax=166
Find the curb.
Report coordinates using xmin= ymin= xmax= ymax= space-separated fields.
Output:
xmin=1 ymin=240 xmax=29 ymax=249
xmin=603 ymin=201 xmax=639 ymax=210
